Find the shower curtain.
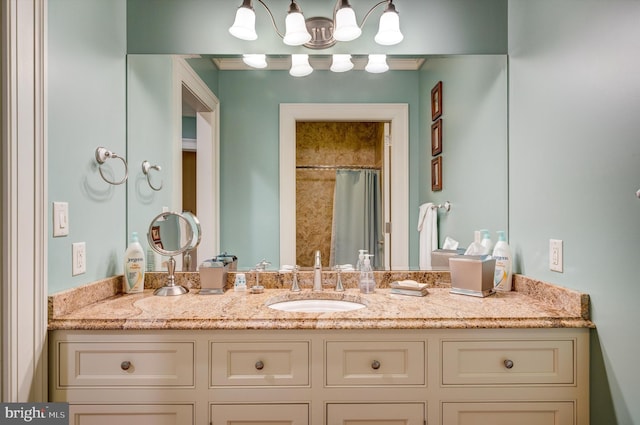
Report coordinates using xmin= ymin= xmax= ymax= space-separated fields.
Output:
xmin=330 ymin=169 xmax=383 ymax=269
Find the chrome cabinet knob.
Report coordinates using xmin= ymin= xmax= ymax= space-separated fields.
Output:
xmin=504 ymin=359 xmax=514 ymax=369
xmin=371 ymin=360 xmax=381 ymax=370
xmin=255 ymin=360 xmax=265 ymax=370
xmin=120 ymin=361 xmax=132 ymax=371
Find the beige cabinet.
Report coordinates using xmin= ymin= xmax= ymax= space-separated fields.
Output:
xmin=68 ymin=404 xmax=194 ymax=425
xmin=442 ymin=401 xmax=575 ymax=425
xmin=327 ymin=403 xmax=425 ymax=425
xmin=325 ymin=340 xmax=425 ymax=386
xmin=211 ymin=403 xmax=308 ymax=425
xmin=50 ymin=328 xmax=588 ymax=425
xmin=210 ymin=341 xmax=310 ymax=387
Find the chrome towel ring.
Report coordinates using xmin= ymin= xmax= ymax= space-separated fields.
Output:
xmin=95 ymin=147 xmax=128 ymax=185
xmin=142 ymin=160 xmax=163 ymax=191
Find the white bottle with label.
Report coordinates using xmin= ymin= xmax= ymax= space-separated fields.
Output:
xmin=124 ymin=232 xmax=146 ymax=293
xmin=492 ymin=230 xmax=513 ymax=291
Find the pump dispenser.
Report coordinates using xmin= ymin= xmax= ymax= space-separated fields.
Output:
xmin=492 ymin=231 xmax=513 ymax=291
xmin=356 ymin=249 xmax=368 ymax=270
xmin=480 ymin=229 xmax=493 ymax=253
xmin=359 ymin=254 xmax=375 ymax=293
xmin=124 ymin=232 xmax=145 ymax=294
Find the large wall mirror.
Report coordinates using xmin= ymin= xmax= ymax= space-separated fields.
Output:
xmin=126 ymin=54 xmax=508 ymax=270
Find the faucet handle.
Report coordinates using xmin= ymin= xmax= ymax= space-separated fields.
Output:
xmin=255 ymin=259 xmax=271 ymax=271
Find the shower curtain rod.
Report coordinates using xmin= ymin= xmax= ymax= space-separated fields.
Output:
xmin=296 ymin=165 xmax=382 ymax=170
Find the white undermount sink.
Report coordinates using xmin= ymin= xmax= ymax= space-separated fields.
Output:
xmin=267 ymin=298 xmax=366 ymax=313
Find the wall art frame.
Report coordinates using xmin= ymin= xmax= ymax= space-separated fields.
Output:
xmin=431 ymin=81 xmax=443 ymax=121
xmin=431 ymin=119 xmax=442 ymax=156
xmin=431 ymin=156 xmax=442 ymax=192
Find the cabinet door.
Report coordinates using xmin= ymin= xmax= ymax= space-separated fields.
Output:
xmin=327 ymin=403 xmax=425 ymax=425
xmin=442 ymin=339 xmax=574 ymax=385
xmin=211 ymin=341 xmax=310 ymax=387
xmin=326 ymin=341 xmax=425 ymax=386
xmin=69 ymin=404 xmax=193 ymax=425
xmin=57 ymin=341 xmax=195 ymax=387
xmin=442 ymin=402 xmax=574 ymax=425
xmin=211 ymin=403 xmax=308 ymax=425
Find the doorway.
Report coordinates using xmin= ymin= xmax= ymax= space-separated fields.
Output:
xmin=174 ymin=57 xmax=220 ymax=267
xmin=280 ymin=104 xmax=409 ymax=270
xmin=295 ymin=121 xmax=387 ymax=269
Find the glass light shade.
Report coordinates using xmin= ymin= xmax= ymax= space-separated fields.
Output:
xmin=283 ymin=12 xmax=311 ymax=46
xmin=365 ymin=54 xmax=389 ymax=73
xmin=330 ymin=54 xmax=354 ymax=72
xmin=375 ymin=10 xmax=403 ymax=45
xmin=290 ymin=54 xmax=313 ymax=77
xmin=242 ymin=54 xmax=268 ymax=69
xmin=229 ymin=7 xmax=258 ymax=41
xmin=334 ymin=7 xmax=362 ymax=42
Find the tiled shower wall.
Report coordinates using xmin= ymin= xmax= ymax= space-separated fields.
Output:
xmin=295 ymin=122 xmax=384 ymax=268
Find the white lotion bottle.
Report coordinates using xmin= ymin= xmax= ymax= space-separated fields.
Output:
xmin=359 ymin=254 xmax=375 ymax=293
xmin=492 ymin=230 xmax=513 ymax=291
xmin=124 ymin=232 xmax=146 ymax=293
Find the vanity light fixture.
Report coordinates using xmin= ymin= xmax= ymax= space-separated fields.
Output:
xmin=229 ymin=0 xmax=403 ymax=50
xmin=330 ymin=54 xmax=354 ymax=72
xmin=290 ymin=54 xmax=313 ymax=77
xmin=242 ymin=53 xmax=268 ymax=68
xmin=365 ymin=54 xmax=389 ymax=73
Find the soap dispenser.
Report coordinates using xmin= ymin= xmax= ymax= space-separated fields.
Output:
xmin=359 ymin=254 xmax=375 ymax=294
xmin=356 ymin=249 xmax=368 ymax=270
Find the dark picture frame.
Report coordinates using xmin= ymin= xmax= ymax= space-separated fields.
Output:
xmin=431 ymin=156 xmax=442 ymax=192
xmin=431 ymin=81 xmax=443 ymax=121
xmin=431 ymin=119 xmax=442 ymax=156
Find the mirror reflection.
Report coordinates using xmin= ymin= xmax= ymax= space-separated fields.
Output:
xmin=127 ymin=54 xmax=508 ymax=270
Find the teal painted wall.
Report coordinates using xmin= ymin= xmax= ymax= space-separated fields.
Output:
xmin=48 ymin=0 xmax=127 ymax=294
xmin=217 ymin=70 xmax=421 ymax=269
xmin=127 ymin=0 xmax=507 ymax=55
xmin=508 ymin=1 xmax=640 ymax=423
xmin=419 ymin=56 xmax=508 ymax=249
xmin=126 ymin=55 xmax=176 ymax=245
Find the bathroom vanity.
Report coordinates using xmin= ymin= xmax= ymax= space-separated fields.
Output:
xmin=48 ymin=273 xmax=592 ymax=425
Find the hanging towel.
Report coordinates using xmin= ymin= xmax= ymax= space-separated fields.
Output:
xmin=418 ymin=203 xmax=438 ymax=270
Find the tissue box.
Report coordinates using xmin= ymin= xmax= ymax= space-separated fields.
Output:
xmin=199 ymin=264 xmax=228 ymax=295
xmin=449 ymin=255 xmax=496 ymax=297
xmin=431 ymin=249 xmax=465 ymax=270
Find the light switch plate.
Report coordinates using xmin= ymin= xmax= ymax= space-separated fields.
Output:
xmin=549 ymin=239 xmax=563 ymax=273
xmin=53 ymin=202 xmax=69 ymax=237
xmin=72 ymin=242 xmax=86 ymax=276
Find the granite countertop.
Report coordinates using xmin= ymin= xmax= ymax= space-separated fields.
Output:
xmin=48 ymin=272 xmax=593 ymax=331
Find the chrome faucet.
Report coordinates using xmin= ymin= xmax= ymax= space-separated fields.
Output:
xmin=313 ymin=250 xmax=322 ymax=292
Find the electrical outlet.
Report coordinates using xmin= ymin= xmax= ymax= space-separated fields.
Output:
xmin=72 ymin=242 xmax=86 ymax=276
xmin=53 ymin=202 xmax=69 ymax=237
xmin=549 ymin=239 xmax=563 ymax=273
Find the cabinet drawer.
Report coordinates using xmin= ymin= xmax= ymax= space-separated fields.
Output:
xmin=442 ymin=339 xmax=574 ymax=385
xmin=327 ymin=403 xmax=425 ymax=425
xmin=326 ymin=340 xmax=425 ymax=386
xmin=211 ymin=404 xmax=308 ymax=425
xmin=69 ymin=404 xmax=194 ymax=425
xmin=210 ymin=341 xmax=309 ymax=387
xmin=442 ymin=402 xmax=574 ymax=425
xmin=57 ymin=341 xmax=194 ymax=387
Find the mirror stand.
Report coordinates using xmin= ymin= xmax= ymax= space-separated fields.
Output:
xmin=153 ymin=257 xmax=188 ymax=296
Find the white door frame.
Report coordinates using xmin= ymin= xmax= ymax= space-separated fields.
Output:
xmin=1 ymin=0 xmax=48 ymax=401
xmin=173 ymin=57 xmax=220 ymax=261
xmin=279 ymin=103 xmax=409 ymax=270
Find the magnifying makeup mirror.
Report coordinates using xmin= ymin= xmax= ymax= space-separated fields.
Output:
xmin=148 ymin=211 xmax=202 ymax=296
